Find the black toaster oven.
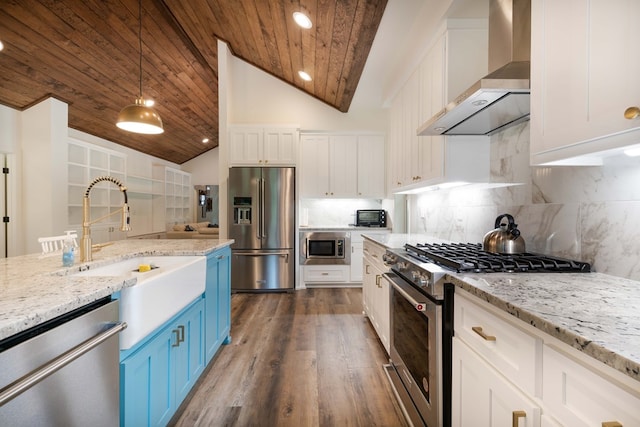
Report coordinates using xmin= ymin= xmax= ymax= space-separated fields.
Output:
xmin=356 ymin=209 xmax=386 ymax=227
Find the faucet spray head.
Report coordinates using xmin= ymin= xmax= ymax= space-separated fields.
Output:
xmin=121 ymin=203 xmax=131 ymax=232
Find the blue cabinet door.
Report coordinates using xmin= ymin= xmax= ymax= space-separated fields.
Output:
xmin=121 ymin=298 xmax=205 ymax=427
xmin=205 ymin=246 xmax=231 ymax=364
xmin=121 ymin=327 xmax=172 ymax=427
xmin=174 ymin=298 xmax=205 ymax=404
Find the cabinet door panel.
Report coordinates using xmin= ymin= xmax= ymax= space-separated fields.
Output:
xmin=121 ymin=328 xmax=173 ymax=427
xmin=328 ymin=136 xmax=358 ymax=197
xmin=263 ymin=128 xmax=297 ymax=165
xmin=300 ymin=135 xmax=330 ymax=197
xmin=543 ymin=345 xmax=640 ymax=427
xmin=175 ymin=300 xmax=205 ymax=404
xmin=453 ymin=338 xmax=541 ymax=427
xmin=229 ymin=128 xmax=263 ymax=165
xmin=356 ymin=135 xmax=385 ymax=198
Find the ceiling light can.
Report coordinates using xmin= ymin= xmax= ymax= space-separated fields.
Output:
xmin=293 ymin=12 xmax=312 ymax=29
xmin=298 ymin=70 xmax=312 ymax=81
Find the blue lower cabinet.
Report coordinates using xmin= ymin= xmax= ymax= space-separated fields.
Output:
xmin=120 ymin=297 xmax=205 ymax=427
xmin=205 ymin=247 xmax=231 ymax=364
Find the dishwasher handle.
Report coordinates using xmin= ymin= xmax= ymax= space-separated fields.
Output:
xmin=0 ymin=321 xmax=127 ymax=406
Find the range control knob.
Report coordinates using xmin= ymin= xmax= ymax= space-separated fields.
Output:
xmin=411 ymin=271 xmax=430 ymax=287
xmin=396 ymin=262 xmax=410 ymax=272
xmin=382 ymin=253 xmax=397 ymax=265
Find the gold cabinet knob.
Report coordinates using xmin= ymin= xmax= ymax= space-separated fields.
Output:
xmin=624 ymin=106 xmax=640 ymax=119
xmin=602 ymin=422 xmax=623 ymax=427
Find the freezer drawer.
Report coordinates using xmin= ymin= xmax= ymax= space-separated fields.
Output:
xmin=231 ymin=249 xmax=294 ymax=291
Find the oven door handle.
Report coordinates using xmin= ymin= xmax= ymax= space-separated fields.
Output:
xmin=384 ymin=272 xmax=427 ymax=312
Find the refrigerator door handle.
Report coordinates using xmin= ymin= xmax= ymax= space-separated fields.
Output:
xmin=256 ymin=177 xmax=262 ymax=241
xmin=260 ymin=178 xmax=267 ymax=239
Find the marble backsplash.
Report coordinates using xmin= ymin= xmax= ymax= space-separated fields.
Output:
xmin=300 ymin=199 xmax=390 ymax=227
xmin=409 ymin=122 xmax=640 ymax=281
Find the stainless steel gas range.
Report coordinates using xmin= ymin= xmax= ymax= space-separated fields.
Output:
xmin=382 ymin=242 xmax=591 ymax=427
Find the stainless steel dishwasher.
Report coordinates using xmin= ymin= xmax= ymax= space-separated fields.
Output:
xmin=0 ymin=297 xmax=126 ymax=427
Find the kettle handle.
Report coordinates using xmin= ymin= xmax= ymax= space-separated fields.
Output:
xmin=495 ymin=214 xmax=521 ymax=237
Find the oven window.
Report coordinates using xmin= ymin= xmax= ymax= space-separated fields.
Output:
xmin=308 ymin=240 xmax=336 ymax=257
xmin=392 ymin=290 xmax=431 ymax=402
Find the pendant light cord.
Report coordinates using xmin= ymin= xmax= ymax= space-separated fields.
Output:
xmin=138 ymin=0 xmax=143 ymax=99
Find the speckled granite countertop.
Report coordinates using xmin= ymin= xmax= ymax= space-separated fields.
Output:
xmin=0 ymin=239 xmax=233 ymax=341
xmin=363 ymin=233 xmax=640 ymax=383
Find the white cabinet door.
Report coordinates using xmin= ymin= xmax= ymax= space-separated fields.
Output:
xmin=356 ymin=135 xmax=385 ymax=198
xmin=300 ymin=135 xmax=330 ymax=197
xmin=531 ymin=0 xmax=640 ymax=165
xmin=543 ymin=345 xmax=640 ymax=427
xmin=230 ymin=127 xmax=298 ymax=166
xmin=452 ymin=338 xmax=541 ymax=427
xmin=350 ymin=241 xmax=363 ymax=282
xmin=229 ymin=127 xmax=263 ymax=165
xmin=328 ymin=135 xmax=358 ymax=197
xmin=263 ymin=128 xmax=297 ymax=165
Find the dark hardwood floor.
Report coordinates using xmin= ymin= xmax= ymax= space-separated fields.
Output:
xmin=171 ymin=288 xmax=408 ymax=427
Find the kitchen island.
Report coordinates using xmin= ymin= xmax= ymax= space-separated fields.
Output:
xmin=0 ymin=239 xmax=233 ymax=341
xmin=1 ymin=238 xmax=233 ymax=427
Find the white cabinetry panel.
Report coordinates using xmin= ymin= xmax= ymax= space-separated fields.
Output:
xmin=530 ymin=0 xmax=640 ymax=165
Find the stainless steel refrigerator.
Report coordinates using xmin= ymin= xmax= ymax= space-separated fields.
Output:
xmin=228 ymin=167 xmax=295 ymax=291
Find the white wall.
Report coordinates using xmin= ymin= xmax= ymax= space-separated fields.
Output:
xmin=228 ymin=56 xmax=387 ymax=133
xmin=182 ymin=147 xmax=219 ymax=185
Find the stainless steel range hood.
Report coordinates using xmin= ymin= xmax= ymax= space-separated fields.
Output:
xmin=418 ymin=0 xmax=531 ymax=136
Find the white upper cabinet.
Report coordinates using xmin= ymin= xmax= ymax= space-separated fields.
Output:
xmin=388 ymin=20 xmax=489 ymax=193
xmin=300 ymin=133 xmax=385 ymax=198
xmin=229 ymin=126 xmax=298 ymax=166
xmin=356 ymin=135 xmax=385 ymax=198
xmin=530 ymin=0 xmax=640 ymax=165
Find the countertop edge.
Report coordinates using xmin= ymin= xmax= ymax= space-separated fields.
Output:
xmin=446 ymin=275 xmax=640 ymax=383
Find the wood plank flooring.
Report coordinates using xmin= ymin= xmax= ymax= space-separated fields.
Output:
xmin=170 ymin=288 xmax=408 ymax=427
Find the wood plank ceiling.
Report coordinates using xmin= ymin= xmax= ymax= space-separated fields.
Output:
xmin=0 ymin=0 xmax=387 ymax=164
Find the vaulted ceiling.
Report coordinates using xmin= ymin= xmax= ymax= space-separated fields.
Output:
xmin=0 ymin=0 xmax=387 ymax=164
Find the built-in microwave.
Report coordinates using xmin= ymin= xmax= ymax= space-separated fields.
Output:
xmin=299 ymin=231 xmax=351 ymax=265
xmin=356 ymin=209 xmax=386 ymax=227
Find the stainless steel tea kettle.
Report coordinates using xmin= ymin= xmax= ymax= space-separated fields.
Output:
xmin=483 ymin=213 xmax=526 ymax=254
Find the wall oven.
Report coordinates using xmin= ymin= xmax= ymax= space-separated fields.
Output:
xmin=299 ymin=231 xmax=350 ymax=265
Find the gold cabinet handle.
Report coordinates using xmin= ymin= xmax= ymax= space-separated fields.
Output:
xmin=375 ymin=274 xmax=381 ymax=288
xmin=602 ymin=422 xmax=623 ymax=427
xmin=624 ymin=106 xmax=640 ymax=119
xmin=512 ymin=410 xmax=526 ymax=427
xmin=365 ymin=264 xmax=370 ymax=274
xmin=472 ymin=326 xmax=496 ymax=341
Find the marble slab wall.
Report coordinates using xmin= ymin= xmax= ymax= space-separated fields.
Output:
xmin=409 ymin=122 xmax=640 ymax=281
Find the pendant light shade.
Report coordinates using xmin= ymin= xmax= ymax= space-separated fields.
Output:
xmin=116 ymin=0 xmax=164 ymax=134
xmin=117 ymin=98 xmax=164 ymax=134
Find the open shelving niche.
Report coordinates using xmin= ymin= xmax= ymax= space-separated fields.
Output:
xmin=67 ymin=139 xmax=193 ymax=240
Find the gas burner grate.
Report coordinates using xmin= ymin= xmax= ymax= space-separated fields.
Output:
xmin=405 ymin=242 xmax=591 ymax=273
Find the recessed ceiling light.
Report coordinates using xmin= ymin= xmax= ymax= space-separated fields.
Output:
xmin=0 ymin=40 xmax=4 ymax=52
xmin=144 ymin=99 xmax=155 ymax=107
xmin=202 ymin=138 xmax=209 ymax=144
xmin=293 ymin=12 xmax=312 ymax=29
xmin=298 ymin=71 xmax=312 ymax=81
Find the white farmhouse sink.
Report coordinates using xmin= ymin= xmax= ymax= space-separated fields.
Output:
xmin=74 ymin=256 xmax=206 ymax=350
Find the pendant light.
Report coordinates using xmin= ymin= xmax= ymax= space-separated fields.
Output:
xmin=116 ymin=0 xmax=164 ymax=134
